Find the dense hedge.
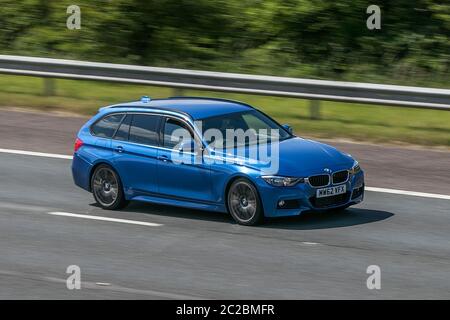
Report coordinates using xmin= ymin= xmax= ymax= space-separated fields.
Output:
xmin=0 ymin=1 xmax=448 ymax=87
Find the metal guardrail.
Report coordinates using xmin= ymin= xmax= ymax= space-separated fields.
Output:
xmin=0 ymin=55 xmax=449 ymax=110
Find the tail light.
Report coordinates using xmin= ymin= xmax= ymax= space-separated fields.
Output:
xmin=74 ymin=138 xmax=84 ymax=153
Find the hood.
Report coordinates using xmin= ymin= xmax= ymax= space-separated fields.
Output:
xmin=210 ymin=137 xmax=354 ymax=176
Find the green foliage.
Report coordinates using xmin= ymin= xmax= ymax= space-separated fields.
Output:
xmin=0 ymin=0 xmax=448 ymax=86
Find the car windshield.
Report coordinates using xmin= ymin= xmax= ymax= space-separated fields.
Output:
xmin=198 ymin=110 xmax=292 ymax=149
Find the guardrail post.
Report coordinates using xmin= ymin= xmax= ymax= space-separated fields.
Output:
xmin=43 ymin=78 xmax=55 ymax=96
xmin=309 ymin=100 xmax=321 ymax=119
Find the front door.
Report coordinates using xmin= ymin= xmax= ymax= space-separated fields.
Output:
xmin=156 ymin=117 xmax=212 ymax=202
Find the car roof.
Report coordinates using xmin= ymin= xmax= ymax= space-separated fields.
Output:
xmin=105 ymin=97 xmax=254 ymax=120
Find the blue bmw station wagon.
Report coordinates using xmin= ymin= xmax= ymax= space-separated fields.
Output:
xmin=72 ymin=96 xmax=364 ymax=225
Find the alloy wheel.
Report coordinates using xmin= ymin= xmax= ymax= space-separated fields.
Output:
xmin=92 ymin=167 xmax=119 ymax=207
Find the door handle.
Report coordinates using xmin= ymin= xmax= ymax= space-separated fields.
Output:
xmin=115 ymin=146 xmax=124 ymax=153
xmin=157 ymin=155 xmax=171 ymax=163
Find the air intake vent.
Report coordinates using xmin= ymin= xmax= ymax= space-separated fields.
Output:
xmin=332 ymin=170 xmax=349 ymax=184
xmin=308 ymin=174 xmax=330 ymax=187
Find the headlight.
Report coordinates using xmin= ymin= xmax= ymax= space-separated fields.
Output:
xmin=262 ymin=176 xmax=304 ymax=187
xmin=349 ymin=161 xmax=361 ymax=175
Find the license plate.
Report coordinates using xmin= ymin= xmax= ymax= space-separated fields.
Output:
xmin=316 ymin=185 xmax=346 ymax=198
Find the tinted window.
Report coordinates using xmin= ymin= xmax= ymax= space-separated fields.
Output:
xmin=91 ymin=114 xmax=124 ymax=138
xmin=129 ymin=114 xmax=160 ymax=146
xmin=200 ymin=110 xmax=291 ymax=148
xmin=163 ymin=118 xmax=193 ymax=149
xmin=114 ymin=114 xmax=131 ymax=141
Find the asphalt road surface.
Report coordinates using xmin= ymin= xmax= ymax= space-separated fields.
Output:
xmin=0 ymin=109 xmax=449 ymax=299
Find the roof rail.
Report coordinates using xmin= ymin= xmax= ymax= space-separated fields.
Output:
xmin=98 ymin=102 xmax=192 ymax=119
xmin=107 ymin=104 xmax=150 ymax=109
xmin=99 ymin=96 xmax=256 ymax=114
xmin=168 ymin=96 xmax=255 ymax=109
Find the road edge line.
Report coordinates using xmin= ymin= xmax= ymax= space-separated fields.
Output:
xmin=1 ymin=147 xmax=449 ymax=200
xmin=0 ymin=148 xmax=73 ymax=159
xmin=365 ymin=187 xmax=450 ymax=200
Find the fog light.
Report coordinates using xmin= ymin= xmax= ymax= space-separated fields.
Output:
xmin=277 ymin=199 xmax=301 ymax=209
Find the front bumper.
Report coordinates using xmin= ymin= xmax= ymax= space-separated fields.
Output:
xmin=256 ymin=170 xmax=365 ymax=217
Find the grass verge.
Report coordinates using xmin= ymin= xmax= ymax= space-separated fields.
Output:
xmin=0 ymin=75 xmax=449 ymax=147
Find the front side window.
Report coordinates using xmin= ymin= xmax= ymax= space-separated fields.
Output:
xmin=163 ymin=118 xmax=194 ymax=149
xmin=91 ymin=113 xmax=125 ymax=138
xmin=199 ymin=110 xmax=291 ymax=148
xmin=129 ymin=114 xmax=160 ymax=146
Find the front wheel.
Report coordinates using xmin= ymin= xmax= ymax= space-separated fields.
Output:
xmin=91 ymin=164 xmax=128 ymax=210
xmin=227 ymin=178 xmax=264 ymax=226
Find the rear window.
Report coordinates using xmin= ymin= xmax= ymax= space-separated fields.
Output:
xmin=129 ymin=114 xmax=160 ymax=146
xmin=91 ymin=114 xmax=124 ymax=138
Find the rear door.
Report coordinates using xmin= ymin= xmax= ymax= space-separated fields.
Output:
xmin=90 ymin=113 xmax=125 ymax=157
xmin=111 ymin=113 xmax=161 ymax=196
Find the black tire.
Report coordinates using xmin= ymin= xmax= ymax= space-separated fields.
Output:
xmin=91 ymin=164 xmax=128 ymax=210
xmin=227 ymin=178 xmax=264 ymax=226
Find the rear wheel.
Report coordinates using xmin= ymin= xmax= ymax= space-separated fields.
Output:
xmin=91 ymin=164 xmax=128 ymax=210
xmin=227 ymin=178 xmax=264 ymax=226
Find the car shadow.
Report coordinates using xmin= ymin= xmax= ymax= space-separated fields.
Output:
xmin=90 ymin=202 xmax=393 ymax=230
xmin=90 ymin=201 xmax=235 ymax=223
xmin=263 ymin=208 xmax=394 ymax=230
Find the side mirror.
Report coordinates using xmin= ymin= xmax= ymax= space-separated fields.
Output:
xmin=282 ymin=124 xmax=293 ymax=134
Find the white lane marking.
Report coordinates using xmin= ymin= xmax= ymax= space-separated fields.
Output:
xmin=41 ymin=276 xmax=206 ymax=299
xmin=0 ymin=270 xmax=205 ymax=299
xmin=0 ymin=148 xmax=73 ymax=160
xmin=96 ymin=282 xmax=111 ymax=286
xmin=48 ymin=212 xmax=162 ymax=227
xmin=365 ymin=187 xmax=450 ymax=200
xmin=301 ymin=242 xmax=319 ymax=246
xmin=1 ymin=147 xmax=449 ymax=201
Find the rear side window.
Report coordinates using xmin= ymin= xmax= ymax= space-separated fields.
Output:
xmin=129 ymin=114 xmax=160 ymax=146
xmin=114 ymin=115 xmax=131 ymax=141
xmin=91 ymin=114 xmax=124 ymax=138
